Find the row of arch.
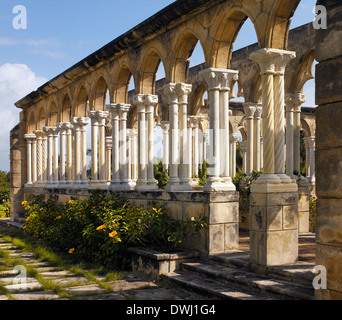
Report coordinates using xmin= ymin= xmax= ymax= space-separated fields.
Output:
xmin=23 ymin=0 xmax=305 ymax=134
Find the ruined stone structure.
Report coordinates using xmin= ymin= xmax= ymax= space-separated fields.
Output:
xmin=9 ymin=0 xmax=342 ymax=299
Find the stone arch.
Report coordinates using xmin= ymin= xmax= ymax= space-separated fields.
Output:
xmin=36 ymin=105 xmax=46 ymax=130
xmin=91 ymin=74 xmax=110 ymax=111
xmin=170 ymin=28 xmax=207 ymax=83
xmin=74 ymin=83 xmax=90 ymax=117
xmin=112 ymin=63 xmax=134 ymax=104
xmin=27 ymin=109 xmax=36 ymax=134
xmin=60 ymin=92 xmax=72 ymax=122
xmin=47 ymin=96 xmax=58 ymax=127
xmin=138 ymin=44 xmax=167 ymax=94
xmin=209 ymin=7 xmax=260 ymax=69
xmin=300 ymin=118 xmax=312 ymax=137
xmin=288 ymin=49 xmax=315 ymax=94
xmin=189 ymin=83 xmax=207 ymax=116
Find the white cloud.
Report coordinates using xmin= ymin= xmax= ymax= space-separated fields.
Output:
xmin=0 ymin=63 xmax=47 ymax=171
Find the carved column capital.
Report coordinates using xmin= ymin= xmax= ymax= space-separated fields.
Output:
xmin=199 ymin=68 xmax=238 ymax=91
xmin=243 ymin=103 xmax=257 ymax=119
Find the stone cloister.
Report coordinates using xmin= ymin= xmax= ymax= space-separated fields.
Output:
xmin=9 ymin=0 xmax=342 ymax=299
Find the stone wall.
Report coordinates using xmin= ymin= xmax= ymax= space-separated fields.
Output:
xmin=29 ymin=188 xmax=239 ymax=257
xmin=315 ymin=0 xmax=342 ymax=300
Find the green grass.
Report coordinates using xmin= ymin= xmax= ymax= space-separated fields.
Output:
xmin=0 ymin=224 xmax=126 ymax=299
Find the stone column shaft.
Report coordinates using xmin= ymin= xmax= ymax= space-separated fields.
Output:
xmin=199 ymin=68 xmax=238 ymax=191
xmin=161 ymin=121 xmax=170 ymax=172
xmin=24 ymin=134 xmax=36 ymax=186
xmin=243 ymin=104 xmax=256 ymax=176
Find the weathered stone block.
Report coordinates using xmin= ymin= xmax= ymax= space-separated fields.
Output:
xmin=316 ymin=104 xmax=342 ymax=150
xmin=283 ymin=205 xmax=299 ymax=230
xmin=208 ymin=224 xmax=224 ymax=254
xmin=224 ymin=223 xmax=239 ymax=250
xmin=250 ymin=206 xmax=266 ymax=231
xmin=316 ymin=148 xmax=342 ymax=198
xmin=266 ymin=206 xmax=283 ymax=231
xmin=208 ymin=202 xmax=238 ymax=224
xmin=183 ymin=202 xmax=205 ymax=220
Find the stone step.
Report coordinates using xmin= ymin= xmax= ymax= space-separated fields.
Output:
xmin=161 ymin=271 xmax=276 ymax=300
xmin=181 ymin=261 xmax=315 ymax=300
xmin=209 ymin=252 xmax=315 ymax=286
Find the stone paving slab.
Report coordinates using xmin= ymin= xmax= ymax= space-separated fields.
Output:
xmin=64 ymin=284 xmax=107 ymax=296
xmin=0 ymin=295 xmax=9 ymax=300
xmin=40 ymin=270 xmax=75 ymax=279
xmin=0 ymin=275 xmax=37 ymax=285
xmin=5 ymin=280 xmax=43 ymax=293
xmin=51 ymin=276 xmax=90 ymax=287
xmin=11 ymin=291 xmax=60 ymax=300
xmin=79 ymin=292 xmax=126 ymax=300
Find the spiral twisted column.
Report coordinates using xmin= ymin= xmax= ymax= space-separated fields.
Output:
xmin=274 ymin=52 xmax=296 ymax=183
xmin=250 ymin=48 xmax=296 ymax=187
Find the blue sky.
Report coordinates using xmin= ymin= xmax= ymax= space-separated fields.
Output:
xmin=0 ymin=0 xmax=317 ymax=171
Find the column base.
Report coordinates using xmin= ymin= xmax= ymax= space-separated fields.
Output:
xmin=165 ymin=182 xmax=192 ymax=192
xmin=203 ymin=178 xmax=235 ymax=192
xmin=147 ymin=179 xmax=159 ymax=190
xmin=89 ymin=181 xmax=108 ymax=190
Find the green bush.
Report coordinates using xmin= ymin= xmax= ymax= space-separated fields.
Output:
xmin=309 ymin=194 xmax=317 ymax=233
xmin=154 ymin=161 xmax=169 ymax=189
xmin=22 ymin=192 xmax=207 ymax=269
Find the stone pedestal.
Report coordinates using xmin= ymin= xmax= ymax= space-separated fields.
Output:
xmin=250 ymin=182 xmax=299 ymax=271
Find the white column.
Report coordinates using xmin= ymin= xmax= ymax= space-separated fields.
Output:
xmin=163 ymin=84 xmax=181 ymax=191
xmin=42 ymin=127 xmax=55 ymax=187
xmin=107 ymin=105 xmax=121 ymax=191
xmin=243 ymin=104 xmax=256 ymax=176
xmin=199 ymin=68 xmax=238 ymax=191
xmin=88 ymin=111 xmax=99 ymax=187
xmin=160 ymin=121 xmax=170 ymax=172
xmin=65 ymin=123 xmax=74 ymax=186
xmin=24 ymin=134 xmax=36 ymax=187
xmin=118 ymin=104 xmax=131 ymax=190
xmin=240 ymin=141 xmax=247 ymax=175
xmin=57 ymin=123 xmax=67 ymax=187
xmin=254 ymin=105 xmax=262 ymax=172
xmin=52 ymin=128 xmax=59 ymax=186
xmin=220 ymin=77 xmax=235 ymax=186
xmin=145 ymin=95 xmax=158 ymax=190
xmin=178 ymin=84 xmax=192 ymax=190
xmin=230 ymin=133 xmax=239 ymax=178
xmin=72 ymin=117 xmax=89 ymax=188
xmin=98 ymin=111 xmax=109 ymax=188
xmin=132 ymin=96 xmax=148 ymax=190
xmin=33 ymin=130 xmax=45 ymax=187
xmin=72 ymin=120 xmax=82 ymax=187
xmin=105 ymin=136 xmax=112 ymax=183
xmin=304 ymin=136 xmax=316 ymax=184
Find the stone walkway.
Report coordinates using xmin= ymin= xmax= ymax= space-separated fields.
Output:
xmin=0 ymin=224 xmax=200 ymax=301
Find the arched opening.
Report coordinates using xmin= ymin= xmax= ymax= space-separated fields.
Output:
xmin=27 ymin=111 xmax=36 ymax=134
xmin=93 ymin=76 xmax=108 ymax=111
xmin=74 ymin=85 xmax=89 ymax=118
xmin=48 ymin=101 xmax=58 ymax=127
xmin=60 ymin=94 xmax=72 ymax=123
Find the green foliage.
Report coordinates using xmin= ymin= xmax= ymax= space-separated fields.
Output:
xmin=0 ymin=171 xmax=10 ymax=218
xmin=154 ymin=161 xmax=169 ymax=189
xmin=22 ymin=191 xmax=207 ymax=269
xmin=232 ymin=170 xmax=263 ymax=196
xmin=309 ymin=194 xmax=317 ymax=233
xmin=197 ymin=161 xmax=209 ymax=186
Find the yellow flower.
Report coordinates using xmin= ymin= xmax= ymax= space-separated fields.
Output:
xmin=99 ymin=201 xmax=105 ymax=205
xmin=96 ymin=224 xmax=106 ymax=231
xmin=67 ymin=200 xmax=74 ymax=204
xmin=122 ymin=203 xmax=127 ymax=209
xmin=68 ymin=248 xmax=75 ymax=254
xmin=158 ymin=208 xmax=162 ymax=214
xmin=79 ymin=208 xmax=83 ymax=211
xmin=21 ymin=201 xmax=27 ymax=206
xmin=56 ymin=216 xmax=61 ymax=220
xmin=25 ymin=216 xmax=30 ymax=222
xmin=109 ymin=231 xmax=118 ymax=238
xmin=23 ymin=225 xmax=26 ymax=229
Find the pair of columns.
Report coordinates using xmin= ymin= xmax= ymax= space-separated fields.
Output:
xmin=285 ymin=92 xmax=308 ymax=179
xmin=243 ymin=103 xmax=263 ymax=175
xmin=188 ymin=116 xmax=204 ymax=182
xmin=163 ymin=83 xmax=193 ymax=191
xmin=198 ymin=68 xmax=238 ymax=191
xmin=106 ymin=104 xmax=139 ymax=191
xmin=131 ymin=95 xmax=158 ymax=191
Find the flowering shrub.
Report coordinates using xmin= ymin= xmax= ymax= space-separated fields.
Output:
xmin=22 ymin=192 xmax=207 ymax=269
